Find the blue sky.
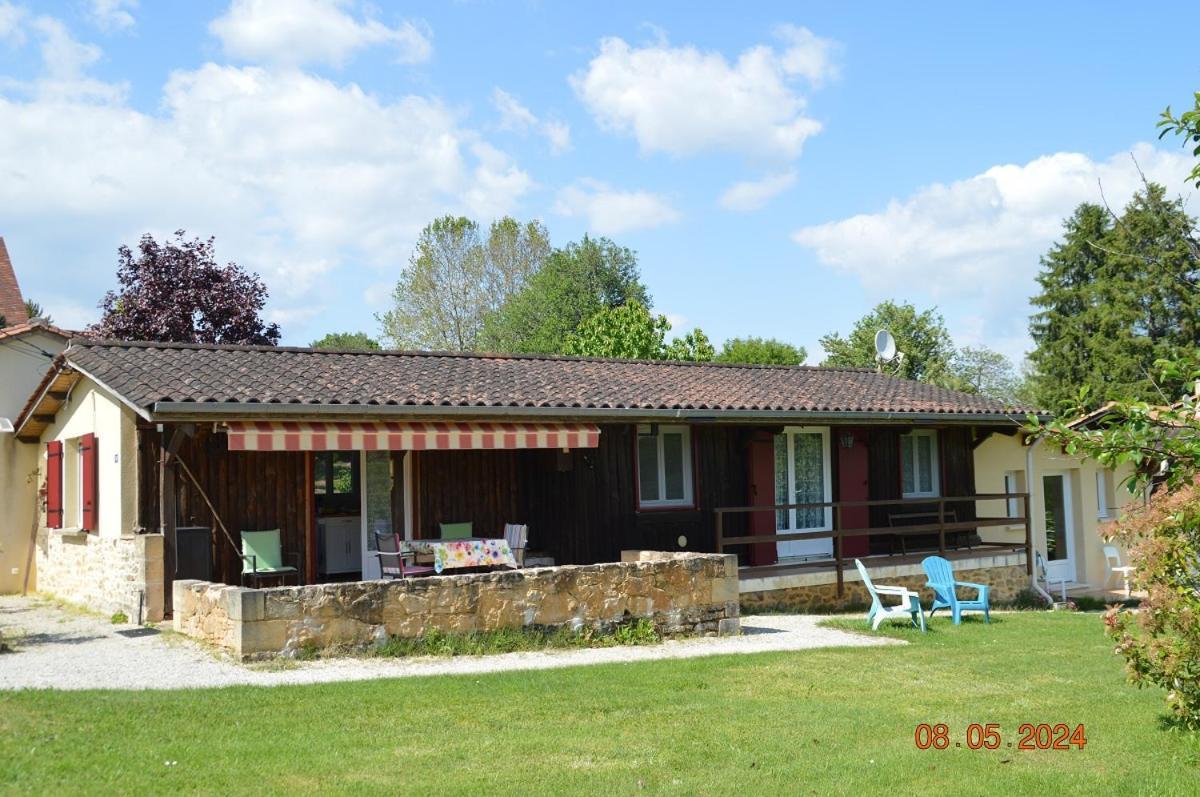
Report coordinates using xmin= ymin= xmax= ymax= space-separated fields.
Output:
xmin=1 ymin=1 xmax=1197 ymax=363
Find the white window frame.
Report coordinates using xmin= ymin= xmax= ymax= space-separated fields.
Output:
xmin=1096 ymin=470 xmax=1114 ymax=519
xmin=900 ymin=429 xmax=940 ymax=499
xmin=776 ymin=426 xmax=833 ymax=532
xmin=636 ymin=425 xmax=694 ymax=509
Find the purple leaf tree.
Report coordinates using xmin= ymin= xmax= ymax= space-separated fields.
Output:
xmin=89 ymin=231 xmax=281 ymax=345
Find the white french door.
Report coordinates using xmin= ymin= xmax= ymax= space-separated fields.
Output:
xmin=359 ymin=451 xmax=413 ymax=579
xmin=1042 ymin=472 xmax=1076 ymax=583
xmin=774 ymin=426 xmax=834 ymax=561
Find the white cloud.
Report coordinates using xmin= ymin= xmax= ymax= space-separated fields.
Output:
xmin=719 ymin=169 xmax=797 ymax=211
xmin=210 ymin=0 xmax=432 ymax=67
xmin=792 ymin=144 xmax=1197 ymax=297
xmin=491 ymin=87 xmax=571 ymax=155
xmin=0 ymin=16 xmax=531 ymax=335
xmin=89 ymin=0 xmax=137 ymax=32
xmin=570 ymin=26 xmax=835 ymax=159
xmin=553 ymin=179 xmax=680 ymax=235
xmin=0 ymin=2 xmax=26 ymax=45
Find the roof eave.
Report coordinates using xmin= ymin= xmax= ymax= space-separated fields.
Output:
xmin=147 ymin=400 xmax=1042 ymax=426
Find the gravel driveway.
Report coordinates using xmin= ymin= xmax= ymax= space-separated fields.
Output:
xmin=0 ymin=594 xmax=899 ymax=691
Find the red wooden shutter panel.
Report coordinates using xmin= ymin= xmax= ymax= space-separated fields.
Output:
xmin=81 ymin=433 xmax=98 ymax=532
xmin=46 ymin=441 xmax=63 ymax=529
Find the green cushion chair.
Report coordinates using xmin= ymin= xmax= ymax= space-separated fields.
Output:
xmin=439 ymin=522 xmax=473 ymax=540
xmin=241 ymin=529 xmax=300 ymax=586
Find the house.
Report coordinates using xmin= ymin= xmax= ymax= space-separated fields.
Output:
xmin=15 ymin=337 xmax=1052 ymax=621
xmin=974 ymin=425 xmax=1137 ymax=596
xmin=0 ymin=237 xmax=70 ymax=593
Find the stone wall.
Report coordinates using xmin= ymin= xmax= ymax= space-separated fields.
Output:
xmin=35 ymin=532 xmax=165 ymax=621
xmin=174 ymin=551 xmax=740 ymax=659
xmin=740 ymin=557 xmax=1029 ymax=613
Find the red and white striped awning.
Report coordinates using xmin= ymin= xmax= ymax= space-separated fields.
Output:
xmin=224 ymin=420 xmax=601 ymax=452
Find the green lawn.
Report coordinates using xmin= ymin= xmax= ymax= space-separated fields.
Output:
xmin=2 ymin=612 xmax=1198 ymax=795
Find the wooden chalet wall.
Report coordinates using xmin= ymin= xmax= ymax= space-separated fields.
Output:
xmin=413 ymin=423 xmax=750 ymax=566
xmin=138 ymin=426 xmax=309 ymax=586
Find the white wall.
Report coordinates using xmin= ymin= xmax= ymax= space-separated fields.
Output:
xmin=0 ymin=329 xmax=66 ymax=593
xmin=974 ymin=433 xmax=1137 ymax=589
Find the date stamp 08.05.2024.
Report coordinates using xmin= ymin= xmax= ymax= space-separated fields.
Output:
xmin=914 ymin=723 xmax=1087 ymax=751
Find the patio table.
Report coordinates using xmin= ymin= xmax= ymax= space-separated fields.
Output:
xmin=407 ymin=537 xmax=518 ymax=574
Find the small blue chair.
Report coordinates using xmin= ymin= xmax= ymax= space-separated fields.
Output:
xmin=855 ymin=559 xmax=926 ymax=632
xmin=921 ymin=556 xmax=990 ymax=625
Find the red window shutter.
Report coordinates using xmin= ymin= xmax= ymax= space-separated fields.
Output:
xmin=81 ymin=433 xmax=98 ymax=532
xmin=46 ymin=441 xmax=63 ymax=529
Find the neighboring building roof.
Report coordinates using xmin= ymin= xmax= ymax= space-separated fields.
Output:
xmin=38 ymin=339 xmax=1040 ymax=424
xmin=0 ymin=237 xmax=30 ymax=327
xmin=0 ymin=319 xmax=73 ymax=343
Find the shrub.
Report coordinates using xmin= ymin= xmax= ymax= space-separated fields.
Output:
xmin=1010 ymin=588 xmax=1051 ymax=610
xmin=110 ymin=612 xmax=129 ymax=625
xmin=1104 ymin=484 xmax=1200 ymax=729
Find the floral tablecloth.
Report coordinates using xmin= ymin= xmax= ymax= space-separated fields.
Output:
xmin=408 ymin=538 xmax=517 ymax=573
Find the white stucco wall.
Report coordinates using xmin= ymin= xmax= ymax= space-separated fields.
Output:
xmin=0 ymin=329 xmax=66 ymax=593
xmin=29 ymin=376 xmax=162 ymax=620
xmin=974 ymin=433 xmax=1137 ymax=589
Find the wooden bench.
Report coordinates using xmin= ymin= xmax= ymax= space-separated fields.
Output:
xmin=884 ymin=509 xmax=979 ymax=555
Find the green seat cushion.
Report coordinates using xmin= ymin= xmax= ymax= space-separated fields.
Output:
xmin=242 ymin=529 xmax=285 ymax=573
xmin=439 ymin=522 xmax=473 ymax=540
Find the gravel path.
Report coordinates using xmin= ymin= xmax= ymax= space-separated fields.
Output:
xmin=0 ymin=595 xmax=899 ymax=691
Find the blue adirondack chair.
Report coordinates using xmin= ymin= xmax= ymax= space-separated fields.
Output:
xmin=922 ymin=556 xmax=990 ymax=625
xmin=855 ymin=559 xmax=926 ymax=632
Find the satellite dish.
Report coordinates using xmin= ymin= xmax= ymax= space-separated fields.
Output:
xmin=874 ymin=329 xmax=897 ymax=361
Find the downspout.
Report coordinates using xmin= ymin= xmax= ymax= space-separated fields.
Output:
xmin=1025 ymin=434 xmax=1053 ymax=603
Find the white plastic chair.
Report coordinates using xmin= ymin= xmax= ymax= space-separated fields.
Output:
xmin=1104 ymin=545 xmax=1135 ymax=598
xmin=503 ymin=523 xmax=528 ymax=567
xmin=1035 ymin=550 xmax=1068 ymax=602
xmin=854 ymin=559 xmax=926 ymax=632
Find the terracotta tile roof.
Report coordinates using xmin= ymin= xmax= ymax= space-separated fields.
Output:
xmin=0 ymin=319 xmax=73 ymax=342
xmin=59 ymin=339 xmax=1037 ymax=420
xmin=0 ymin=237 xmax=30 ymax=327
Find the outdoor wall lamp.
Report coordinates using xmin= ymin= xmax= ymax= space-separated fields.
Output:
xmin=840 ymin=431 xmax=856 ymax=449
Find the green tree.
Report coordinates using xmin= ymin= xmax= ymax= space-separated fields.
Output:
xmin=946 ymin=346 xmax=1023 ymax=404
xmin=481 ymin=235 xmax=649 ymax=354
xmin=23 ymin=300 xmax=51 ymax=324
xmin=1158 ymin=91 xmax=1200 ymax=188
xmin=1028 ymin=187 xmax=1200 ymax=410
xmin=819 ymin=301 xmax=956 ymax=383
xmin=378 ymin=215 xmax=549 ymax=351
xmin=310 ymin=332 xmax=381 ymax=351
xmin=715 ymin=336 xmax=806 ymax=366
xmin=563 ymin=300 xmax=714 ymax=361
xmin=1027 ymin=204 xmax=1111 ymax=410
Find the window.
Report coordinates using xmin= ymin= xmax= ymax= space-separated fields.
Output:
xmin=774 ymin=426 xmax=833 ymax=531
xmin=313 ymin=451 xmax=360 ymax=515
xmin=636 ymin=425 xmax=693 ymax=508
xmin=900 ymin=430 xmax=939 ymax=498
xmin=1004 ymin=471 xmax=1026 ymax=519
xmin=1096 ymin=470 xmax=1116 ymax=519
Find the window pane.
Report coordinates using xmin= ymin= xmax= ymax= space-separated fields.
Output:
xmin=793 ymin=433 xmax=825 ymax=529
xmin=774 ymin=434 xmax=788 ymax=530
xmin=365 ymin=451 xmax=394 ymax=552
xmin=917 ymin=435 xmax=932 ymax=493
xmin=662 ymin=433 xmax=685 ymax=501
xmin=1043 ymin=475 xmax=1066 ymax=560
xmin=638 ymin=436 xmax=660 ymax=502
xmin=331 ymin=455 xmax=355 ymax=495
xmin=313 ymin=455 xmax=328 ymax=496
xmin=901 ymin=436 xmax=915 ymax=495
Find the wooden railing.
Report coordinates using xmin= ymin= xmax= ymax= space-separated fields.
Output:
xmin=714 ymin=493 xmax=1032 ymax=597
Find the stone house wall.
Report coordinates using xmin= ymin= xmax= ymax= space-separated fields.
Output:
xmin=35 ymin=532 xmax=164 ymax=621
xmin=174 ymin=551 xmax=740 ymax=659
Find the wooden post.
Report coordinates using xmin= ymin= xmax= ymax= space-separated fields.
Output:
xmin=1023 ymin=493 xmax=1033 ymax=575
xmin=304 ymin=452 xmax=316 ymax=585
xmin=937 ymin=497 xmax=946 ymax=556
xmin=715 ymin=510 xmax=724 ymax=554
xmin=834 ymin=504 xmax=844 ymax=598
